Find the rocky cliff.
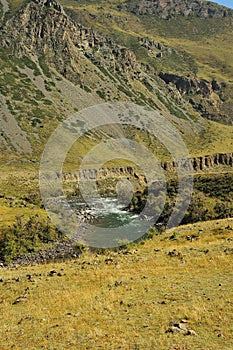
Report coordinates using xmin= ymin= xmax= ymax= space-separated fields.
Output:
xmin=1 ymin=0 xmax=138 ymax=84
xmin=159 ymin=72 xmax=231 ymax=124
xmin=1 ymin=0 xmax=232 ymax=127
xmin=126 ymin=0 xmax=232 ymax=19
xmin=0 ymin=0 xmax=232 ymax=163
xmin=162 ymin=152 xmax=233 ymax=172
xmin=63 ymin=152 xmax=233 ymax=185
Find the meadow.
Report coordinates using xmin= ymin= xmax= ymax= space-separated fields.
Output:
xmin=0 ymin=218 xmax=232 ymax=349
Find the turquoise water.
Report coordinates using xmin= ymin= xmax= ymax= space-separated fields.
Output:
xmin=70 ymin=197 xmax=138 ymax=228
xmin=68 ymin=197 xmax=152 ymax=248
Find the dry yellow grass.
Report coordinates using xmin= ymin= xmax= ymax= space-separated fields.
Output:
xmin=0 ymin=219 xmax=232 ymax=349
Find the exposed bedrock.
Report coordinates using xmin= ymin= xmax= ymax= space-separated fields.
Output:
xmin=61 ymin=152 xmax=233 ymax=182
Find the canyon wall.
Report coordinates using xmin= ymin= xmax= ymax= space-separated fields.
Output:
xmin=63 ymin=152 xmax=233 ymax=182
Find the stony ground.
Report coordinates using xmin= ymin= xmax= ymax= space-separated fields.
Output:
xmin=0 ymin=218 xmax=232 ymax=349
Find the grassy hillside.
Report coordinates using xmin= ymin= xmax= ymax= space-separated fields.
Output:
xmin=61 ymin=0 xmax=233 ymax=124
xmin=61 ymin=0 xmax=233 ymax=80
xmin=0 ymin=0 xmax=232 ymax=162
xmin=0 ymin=218 xmax=232 ymax=349
xmin=0 ymin=0 xmax=232 ymax=257
xmin=2 ymin=0 xmax=233 ymax=81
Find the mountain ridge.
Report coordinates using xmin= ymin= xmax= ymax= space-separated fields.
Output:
xmin=0 ymin=0 xmax=232 ymax=161
xmin=124 ymin=0 xmax=233 ymax=19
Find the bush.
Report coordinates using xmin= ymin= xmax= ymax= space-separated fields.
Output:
xmin=0 ymin=215 xmax=60 ymax=262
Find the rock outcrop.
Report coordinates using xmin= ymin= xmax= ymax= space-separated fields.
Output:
xmin=1 ymin=0 xmax=231 ymax=126
xmin=62 ymin=153 xmax=233 ymax=185
xmin=34 ymin=0 xmax=64 ymax=13
xmin=0 ymin=0 xmax=138 ymax=84
xmin=126 ymin=0 xmax=232 ymax=19
xmin=162 ymin=152 xmax=233 ymax=172
xmin=159 ymin=73 xmax=212 ymax=97
xmin=159 ymin=72 xmax=231 ymax=124
xmin=139 ymin=37 xmax=172 ymax=58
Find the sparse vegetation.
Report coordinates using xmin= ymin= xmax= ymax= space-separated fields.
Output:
xmin=38 ymin=56 xmax=52 ymax=78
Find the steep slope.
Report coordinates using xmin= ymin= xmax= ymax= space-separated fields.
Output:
xmin=0 ymin=0 xmax=233 ymax=165
xmin=62 ymin=0 xmax=233 ymax=124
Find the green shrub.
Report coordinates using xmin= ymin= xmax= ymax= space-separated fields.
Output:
xmin=38 ymin=56 xmax=52 ymax=78
xmin=96 ymin=89 xmax=107 ymax=100
xmin=0 ymin=215 xmax=60 ymax=262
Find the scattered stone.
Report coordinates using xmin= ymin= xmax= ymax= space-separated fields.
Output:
xmin=105 ymin=257 xmax=114 ymax=264
xmin=166 ymin=326 xmax=185 ymax=334
xmin=168 ymin=249 xmax=183 ymax=259
xmin=169 ymin=233 xmax=177 ymax=240
xmin=178 ymin=323 xmax=188 ymax=331
xmin=186 ymin=234 xmax=199 ymax=241
xmin=114 ymin=280 xmax=122 ymax=287
xmin=181 ymin=319 xmax=189 ymax=323
xmin=48 ymin=270 xmax=57 ymax=277
xmin=12 ymin=296 xmax=27 ymax=305
xmin=218 ymin=333 xmax=224 ymax=338
xmin=224 ymin=248 xmax=233 ymax=255
xmin=186 ymin=329 xmax=197 ymax=336
xmin=166 ymin=320 xmax=196 ymax=336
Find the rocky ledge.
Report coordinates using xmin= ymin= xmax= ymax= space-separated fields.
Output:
xmin=159 ymin=72 xmax=231 ymax=124
xmin=62 ymin=153 xmax=233 ymax=182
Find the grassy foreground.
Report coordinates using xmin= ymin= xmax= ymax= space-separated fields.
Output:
xmin=0 ymin=219 xmax=232 ymax=349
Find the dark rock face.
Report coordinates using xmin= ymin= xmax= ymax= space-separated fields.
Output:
xmin=158 ymin=72 xmax=231 ymax=124
xmin=126 ymin=0 xmax=232 ymax=19
xmin=159 ymin=72 xmax=212 ymax=97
